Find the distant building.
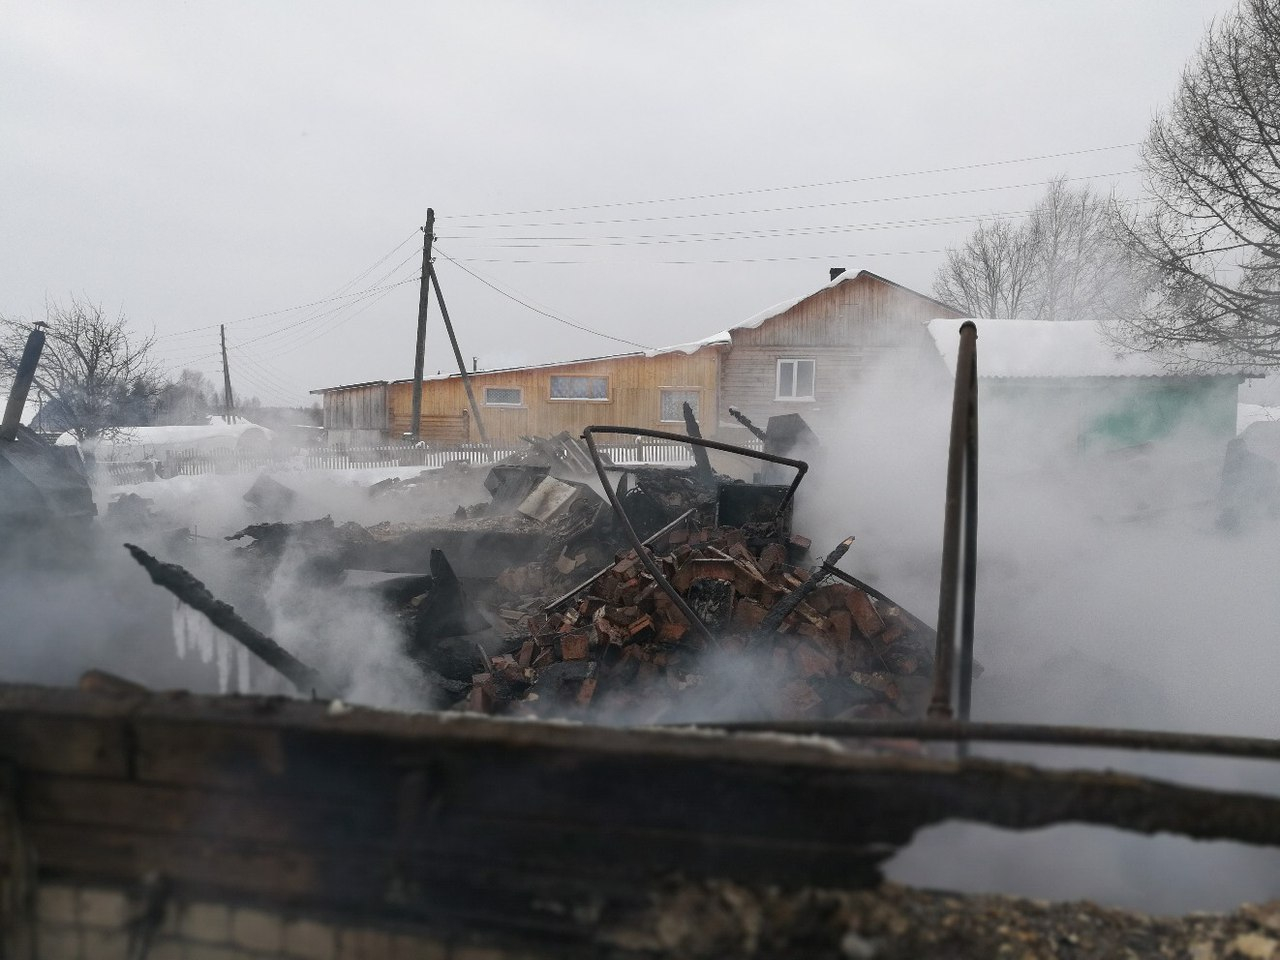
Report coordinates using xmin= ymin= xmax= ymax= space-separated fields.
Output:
xmin=925 ymin=318 xmax=1250 ymax=457
xmin=713 ymin=269 xmax=964 ymax=438
xmin=313 ymin=343 xmax=722 ymax=447
xmin=312 ymin=269 xmax=962 ymax=446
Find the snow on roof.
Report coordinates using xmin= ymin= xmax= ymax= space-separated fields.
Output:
xmin=61 ymin=420 xmax=272 ymax=452
xmin=645 ymin=329 xmax=732 ymax=357
xmin=927 ymin=318 xmax=1245 ymax=379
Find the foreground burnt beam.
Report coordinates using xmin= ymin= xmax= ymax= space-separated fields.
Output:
xmin=125 ymin=543 xmax=327 ymax=696
xmin=693 ymin=718 xmax=1280 ymax=763
xmin=3 ymin=686 xmax=1280 ymax=933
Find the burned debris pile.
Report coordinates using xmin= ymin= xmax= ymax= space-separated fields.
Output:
xmin=482 ymin=517 xmax=937 ymax=722
xmin=126 ymin=423 xmax=947 ymax=723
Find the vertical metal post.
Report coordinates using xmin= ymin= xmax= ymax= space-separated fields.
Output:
xmin=1 ymin=323 xmax=46 ymax=442
xmin=929 ymin=321 xmax=979 ymax=721
xmin=409 ymin=209 xmax=435 ymax=441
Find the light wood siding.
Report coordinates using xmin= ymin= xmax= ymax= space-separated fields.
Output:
xmin=320 ymin=383 xmax=388 ymax=445
xmin=387 ymin=348 xmax=721 ymax=444
xmin=719 ymin=273 xmax=963 ymax=432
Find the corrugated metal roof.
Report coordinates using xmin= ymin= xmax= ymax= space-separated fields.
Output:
xmin=308 ymin=380 xmax=389 ymax=395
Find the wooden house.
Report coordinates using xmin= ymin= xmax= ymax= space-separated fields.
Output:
xmin=313 ymin=269 xmax=968 ymax=447
xmin=314 ymin=345 xmax=722 ymax=447
xmin=713 ymin=269 xmax=964 ymax=437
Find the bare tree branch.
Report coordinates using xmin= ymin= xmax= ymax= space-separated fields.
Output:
xmin=0 ymin=296 xmax=161 ymax=440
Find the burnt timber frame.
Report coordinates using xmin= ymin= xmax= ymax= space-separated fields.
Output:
xmin=3 ymin=684 xmax=1280 ymax=947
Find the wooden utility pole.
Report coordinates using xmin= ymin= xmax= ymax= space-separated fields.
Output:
xmin=428 ymin=263 xmax=488 ymax=444
xmin=220 ymin=324 xmax=235 ymax=423
xmin=409 ymin=209 xmax=435 ymax=441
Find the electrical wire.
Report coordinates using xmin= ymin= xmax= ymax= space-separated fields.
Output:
xmin=437 ymin=209 xmax=1034 ymax=245
xmin=154 ymin=233 xmax=423 ymax=343
xmin=439 ymin=171 xmax=1139 ymax=230
xmin=441 ymin=248 xmax=946 ymax=266
xmin=433 ymin=246 xmax=652 ymax=351
xmin=444 ymin=142 xmax=1139 ymax=219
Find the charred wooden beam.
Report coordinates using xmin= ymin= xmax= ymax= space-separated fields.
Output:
xmin=757 ymin=536 xmax=854 ymax=634
xmin=124 ymin=543 xmax=327 ymax=696
xmin=682 ymin=401 xmax=714 ymax=486
xmin=726 ymin=405 xmax=768 ymax=443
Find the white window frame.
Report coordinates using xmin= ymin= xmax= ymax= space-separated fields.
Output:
xmin=659 ymin=387 xmax=702 ymax=423
xmin=775 ymin=358 xmax=816 ymax=401
xmin=483 ymin=386 xmax=524 ymax=407
xmin=549 ymin=375 xmax=610 ymax=402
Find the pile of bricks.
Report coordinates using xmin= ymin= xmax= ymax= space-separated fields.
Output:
xmin=471 ymin=518 xmax=936 ymax=722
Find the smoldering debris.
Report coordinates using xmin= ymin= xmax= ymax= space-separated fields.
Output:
xmin=119 ymin=427 xmax=943 ymax=724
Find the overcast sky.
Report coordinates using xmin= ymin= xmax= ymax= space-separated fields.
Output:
xmin=3 ymin=1 xmax=1237 ymax=407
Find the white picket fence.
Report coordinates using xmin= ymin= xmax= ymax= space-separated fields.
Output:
xmin=98 ymin=437 xmax=760 ymax=483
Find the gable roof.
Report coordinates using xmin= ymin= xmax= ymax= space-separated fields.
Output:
xmin=734 ymin=270 xmax=961 ymax=335
xmin=926 ymin=318 xmax=1250 ymax=379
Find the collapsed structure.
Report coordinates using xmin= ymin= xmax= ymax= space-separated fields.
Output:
xmin=5 ymin=327 xmax=1280 ymax=959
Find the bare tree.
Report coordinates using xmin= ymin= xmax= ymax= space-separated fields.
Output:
xmin=934 ymin=218 xmax=1039 ymax=318
xmin=0 ymin=296 xmax=161 ymax=440
xmin=1116 ymin=0 xmax=1280 ymax=365
xmin=934 ymin=177 xmax=1139 ymax=322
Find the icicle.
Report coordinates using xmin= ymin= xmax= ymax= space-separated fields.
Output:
xmin=197 ymin=612 xmax=214 ymax=664
xmin=173 ymin=600 xmax=187 ymax=658
xmin=215 ymin=632 xmax=231 ymax=693
xmin=236 ymin=646 xmax=252 ymax=694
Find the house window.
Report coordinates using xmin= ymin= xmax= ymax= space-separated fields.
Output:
xmin=776 ymin=358 xmax=816 ymax=400
xmin=484 ymin=387 xmax=522 ymax=406
xmin=549 ymin=375 xmax=609 ymax=401
xmin=660 ymin=389 xmax=700 ymax=422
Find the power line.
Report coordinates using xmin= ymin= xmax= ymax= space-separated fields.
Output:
xmin=441 ymin=247 xmax=946 ymax=266
xmin=438 ymin=171 xmax=1138 ymax=231
xmin=444 ymin=143 xmax=1139 ymax=219
xmin=439 ymin=210 xmax=1037 ymax=248
xmin=154 ymin=234 xmax=424 ymax=343
xmin=433 ymin=247 xmax=652 ymax=351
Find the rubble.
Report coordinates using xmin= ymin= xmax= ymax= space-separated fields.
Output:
xmin=132 ymin=429 xmax=943 ymax=723
xmin=476 ymin=518 xmax=936 ymax=722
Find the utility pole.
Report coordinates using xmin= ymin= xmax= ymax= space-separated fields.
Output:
xmin=409 ymin=209 xmax=435 ymax=442
xmin=428 ymin=263 xmax=488 ymax=444
xmin=220 ymin=324 xmax=235 ymax=423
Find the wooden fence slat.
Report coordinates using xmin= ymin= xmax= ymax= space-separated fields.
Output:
xmin=92 ymin=437 xmax=763 ymax=481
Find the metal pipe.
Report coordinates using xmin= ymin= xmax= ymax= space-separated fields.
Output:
xmin=581 ymin=425 xmax=809 ymax=519
xmin=928 ymin=321 xmax=979 ymax=720
xmin=677 ymin=718 xmax=1280 ymax=764
xmin=582 ymin=429 xmax=716 ymax=646
xmin=581 ymin=425 xmax=809 ymax=646
xmin=819 ymin=565 xmax=936 ymax=642
xmin=542 ymin=508 xmax=697 ymax=612
xmin=1 ymin=324 xmax=46 ymax=442
xmin=958 ymin=371 xmax=979 ymax=722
